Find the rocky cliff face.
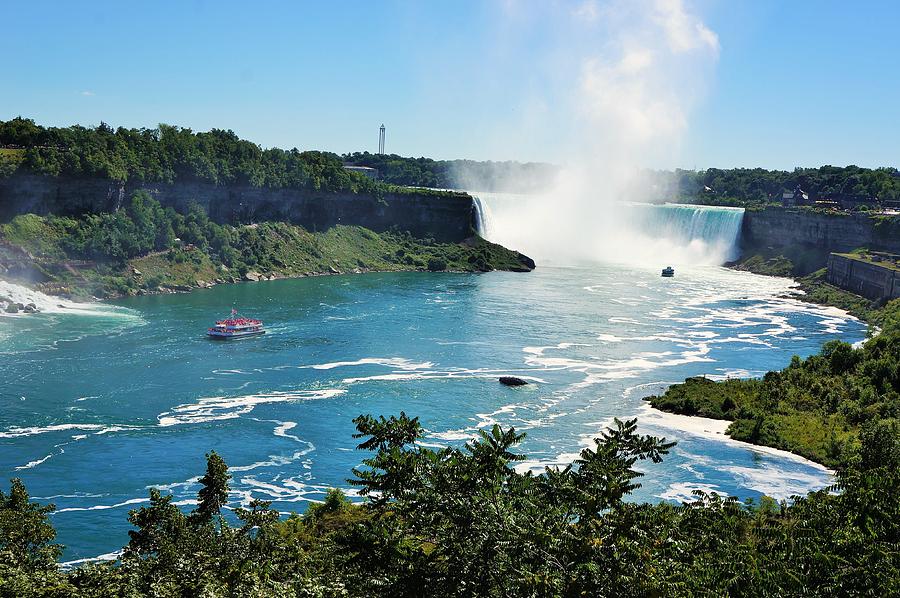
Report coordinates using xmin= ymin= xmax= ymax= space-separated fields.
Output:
xmin=0 ymin=174 xmax=478 ymax=242
xmin=827 ymin=254 xmax=900 ymax=302
xmin=742 ymin=208 xmax=900 ymax=254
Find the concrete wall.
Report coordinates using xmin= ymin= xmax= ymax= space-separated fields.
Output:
xmin=0 ymin=174 xmax=479 ymax=243
xmin=826 ymin=253 xmax=900 ymax=301
xmin=742 ymin=208 xmax=900 ymax=254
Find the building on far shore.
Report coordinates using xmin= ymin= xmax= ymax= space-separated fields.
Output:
xmin=780 ymin=185 xmax=887 ymax=212
xmin=343 ymin=165 xmax=379 ymax=180
xmin=780 ymin=187 xmax=810 ymax=207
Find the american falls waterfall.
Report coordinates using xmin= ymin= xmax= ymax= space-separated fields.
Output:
xmin=471 ymin=192 xmax=744 ymax=266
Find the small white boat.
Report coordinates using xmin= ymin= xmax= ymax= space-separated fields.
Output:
xmin=207 ymin=310 xmax=265 ymax=339
xmin=661 ymin=266 xmax=675 ymax=277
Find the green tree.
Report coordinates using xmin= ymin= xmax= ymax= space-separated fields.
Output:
xmin=0 ymin=478 xmax=61 ymax=572
xmin=192 ymin=451 xmax=230 ymax=526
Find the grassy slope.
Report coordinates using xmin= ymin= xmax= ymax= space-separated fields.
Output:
xmin=646 ymin=377 xmax=855 ymax=468
xmin=0 ymin=216 xmax=533 ymax=299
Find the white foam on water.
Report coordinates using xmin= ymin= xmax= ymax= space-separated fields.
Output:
xmin=35 ymin=492 xmax=107 ymax=500
xmin=429 ymin=429 xmax=480 ymax=442
xmin=230 ymin=435 xmax=315 ymax=474
xmin=720 ymin=464 xmax=832 ymax=501
xmin=0 ymin=279 xmax=138 ymax=319
xmin=157 ymin=389 xmax=346 ymax=426
xmin=635 ymin=403 xmax=731 ymax=438
xmin=523 ymin=341 xmax=714 ymax=389
xmin=300 ymin=357 xmax=434 ymax=371
xmin=55 ymin=497 xmax=148 ymax=513
xmin=93 ymin=426 xmax=138 ymax=435
xmin=272 ymin=420 xmax=303 ymax=443
xmin=636 ymin=404 xmax=832 ymax=474
xmin=341 ymin=369 xmax=546 ymax=385
xmin=428 ymin=402 xmax=536 ymax=444
xmin=60 ymin=550 xmax=122 ymax=569
xmin=705 ymin=368 xmax=759 ymax=381
xmin=15 ymin=454 xmax=53 ymax=470
xmin=74 ymin=395 xmax=101 ymax=402
xmin=0 ymin=423 xmax=114 ymax=438
xmin=657 ymin=482 xmax=723 ymax=502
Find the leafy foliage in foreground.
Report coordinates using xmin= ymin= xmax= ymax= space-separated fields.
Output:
xmin=648 ymin=299 xmax=900 ymax=467
xmin=3 ymin=411 xmax=900 ymax=596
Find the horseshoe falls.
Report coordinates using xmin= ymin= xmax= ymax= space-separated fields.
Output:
xmin=625 ymin=203 xmax=745 ymax=263
xmin=472 ymin=193 xmax=745 ymax=266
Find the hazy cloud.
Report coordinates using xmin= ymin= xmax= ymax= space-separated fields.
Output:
xmin=653 ymin=0 xmax=720 ymax=54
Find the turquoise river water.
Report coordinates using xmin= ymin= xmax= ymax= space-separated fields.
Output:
xmin=0 ymin=263 xmax=867 ymax=562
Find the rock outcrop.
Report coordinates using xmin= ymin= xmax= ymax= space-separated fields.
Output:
xmin=0 ymin=174 xmax=479 ymax=243
xmin=742 ymin=208 xmax=900 ymax=255
xmin=499 ymin=376 xmax=529 ymax=386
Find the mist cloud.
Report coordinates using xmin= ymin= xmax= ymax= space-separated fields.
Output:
xmin=471 ymin=0 xmax=721 ymax=264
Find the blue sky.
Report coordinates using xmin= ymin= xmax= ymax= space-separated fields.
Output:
xmin=1 ymin=1 xmax=897 ymax=169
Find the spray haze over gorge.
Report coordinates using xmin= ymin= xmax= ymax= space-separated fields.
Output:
xmin=461 ymin=0 xmax=720 ymax=265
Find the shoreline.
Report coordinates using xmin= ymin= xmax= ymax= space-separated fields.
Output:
xmin=726 ymin=256 xmax=883 ymax=326
xmin=637 ymin=403 xmax=834 ymax=474
xmin=642 ymin=264 xmax=872 ymax=473
xmin=104 ymin=264 xmax=511 ymax=303
xmin=0 ymin=263 xmax=530 ymax=313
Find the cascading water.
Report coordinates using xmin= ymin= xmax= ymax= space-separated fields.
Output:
xmin=471 ymin=192 xmax=744 ymax=266
xmin=626 ymin=203 xmax=745 ymax=263
xmin=472 ymin=195 xmax=493 ymax=239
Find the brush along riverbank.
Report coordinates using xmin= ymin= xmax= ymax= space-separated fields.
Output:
xmin=645 ymin=298 xmax=900 ymax=469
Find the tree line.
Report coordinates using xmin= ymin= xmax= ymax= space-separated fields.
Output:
xmin=4 ymin=118 xmax=897 ymax=204
xmin=650 ymin=165 xmax=900 ymax=205
xmin=0 ymin=117 xmax=375 ymax=194
xmin=342 ymin=152 xmax=558 ymax=193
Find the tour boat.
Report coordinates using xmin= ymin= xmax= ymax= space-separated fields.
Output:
xmin=207 ymin=309 xmax=265 ymax=339
xmin=661 ymin=266 xmax=675 ymax=277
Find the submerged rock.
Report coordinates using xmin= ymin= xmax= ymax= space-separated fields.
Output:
xmin=499 ymin=376 xmax=529 ymax=387
xmin=5 ymin=304 xmax=19 ymax=313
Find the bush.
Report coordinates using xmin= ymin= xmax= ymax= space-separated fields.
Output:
xmin=426 ymin=257 xmax=446 ymax=271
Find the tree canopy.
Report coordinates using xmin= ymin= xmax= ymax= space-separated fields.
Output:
xmin=0 ymin=117 xmax=373 ymax=193
xmin=3 ymin=403 xmax=900 ymax=595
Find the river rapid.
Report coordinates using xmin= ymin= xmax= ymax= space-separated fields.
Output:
xmin=0 ymin=263 xmax=866 ymax=562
